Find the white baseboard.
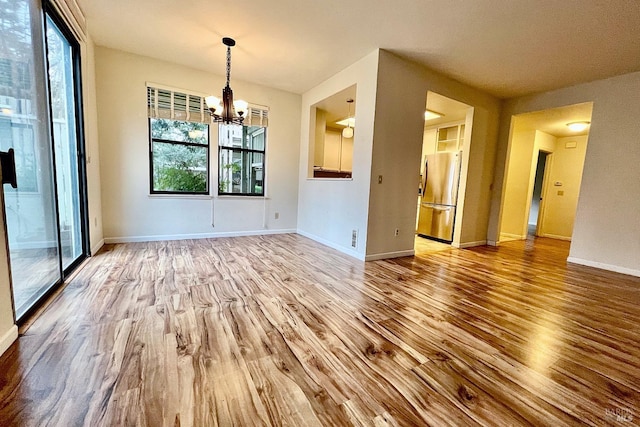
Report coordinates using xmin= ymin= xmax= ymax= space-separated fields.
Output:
xmin=104 ymin=228 xmax=297 ymax=244
xmin=296 ymin=229 xmax=364 ymax=261
xmin=539 ymin=233 xmax=572 ymax=241
xmin=454 ymin=240 xmax=487 ymax=249
xmin=487 ymin=240 xmax=498 ymax=247
xmin=0 ymin=325 xmax=18 ymax=357
xmin=91 ymin=238 xmax=105 ymax=255
xmin=567 ymin=257 xmax=640 ymax=278
xmin=365 ymin=249 xmax=415 ymax=261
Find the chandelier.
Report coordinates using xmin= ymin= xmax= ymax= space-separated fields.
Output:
xmin=205 ymin=37 xmax=248 ymax=125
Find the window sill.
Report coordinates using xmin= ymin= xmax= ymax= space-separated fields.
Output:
xmin=216 ymin=195 xmax=269 ymax=200
xmin=306 ymin=177 xmax=354 ymax=181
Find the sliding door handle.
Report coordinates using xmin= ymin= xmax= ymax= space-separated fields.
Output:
xmin=0 ymin=149 xmax=17 ymax=188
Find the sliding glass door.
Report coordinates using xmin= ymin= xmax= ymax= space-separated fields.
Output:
xmin=46 ymin=14 xmax=86 ymax=271
xmin=0 ymin=0 xmax=87 ymax=321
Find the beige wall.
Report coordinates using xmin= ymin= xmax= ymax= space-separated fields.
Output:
xmin=500 ymin=130 xmax=537 ymax=240
xmin=0 ymin=190 xmax=17 ymax=357
xmin=312 ymin=108 xmax=326 ymax=168
xmin=366 ymin=51 xmax=428 ymax=258
xmin=323 ymin=130 xmax=342 ymax=170
xmin=421 ymin=128 xmax=438 ymax=161
xmin=499 ymin=129 xmax=559 ymax=241
xmin=489 ymin=71 xmax=640 ymax=276
xmin=95 ymin=47 xmax=301 ymax=242
xmin=539 ymin=135 xmax=588 ymax=239
xmin=365 ymin=51 xmax=501 ymax=258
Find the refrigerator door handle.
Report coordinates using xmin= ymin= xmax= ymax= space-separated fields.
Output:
xmin=423 ymin=159 xmax=428 ymax=197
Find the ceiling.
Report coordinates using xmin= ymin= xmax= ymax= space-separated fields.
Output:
xmin=312 ymin=86 xmax=357 ymax=128
xmin=78 ymin=0 xmax=640 ymax=98
xmin=513 ymin=102 xmax=593 ymax=138
xmin=424 ymin=92 xmax=471 ymax=128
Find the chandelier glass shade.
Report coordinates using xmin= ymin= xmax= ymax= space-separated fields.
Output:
xmin=342 ymin=98 xmax=354 ymax=138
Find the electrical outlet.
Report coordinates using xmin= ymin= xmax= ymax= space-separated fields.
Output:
xmin=351 ymin=230 xmax=358 ymax=248
xmin=274 ymin=212 xmax=279 ymax=219
xmin=394 ymin=228 xmax=399 ymax=237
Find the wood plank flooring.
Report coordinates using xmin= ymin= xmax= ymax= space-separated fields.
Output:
xmin=0 ymin=234 xmax=638 ymax=426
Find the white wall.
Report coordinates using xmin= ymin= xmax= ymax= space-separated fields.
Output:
xmin=489 ymin=71 xmax=640 ymax=277
xmin=297 ymin=50 xmax=380 ymax=259
xmin=95 ymin=47 xmax=301 ymax=242
xmin=82 ymin=37 xmax=104 ymax=253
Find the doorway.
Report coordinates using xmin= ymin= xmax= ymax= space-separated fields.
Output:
xmin=498 ymin=103 xmax=592 ymax=243
xmin=527 ymin=151 xmax=549 ymax=236
xmin=1 ymin=1 xmax=88 ymax=321
xmin=415 ymin=91 xmax=473 ymax=253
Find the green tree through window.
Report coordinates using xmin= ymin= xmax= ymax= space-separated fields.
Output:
xmin=150 ymin=118 xmax=209 ymax=194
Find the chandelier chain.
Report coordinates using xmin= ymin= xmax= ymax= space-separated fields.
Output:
xmin=226 ymin=45 xmax=231 ymax=86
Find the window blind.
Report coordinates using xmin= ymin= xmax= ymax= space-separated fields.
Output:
xmin=146 ymin=84 xmax=269 ymax=127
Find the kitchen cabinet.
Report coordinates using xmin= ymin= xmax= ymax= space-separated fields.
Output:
xmin=436 ymin=122 xmax=465 ymax=152
xmin=313 ymin=129 xmax=353 ymax=178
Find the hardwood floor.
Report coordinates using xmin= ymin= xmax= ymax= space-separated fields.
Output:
xmin=414 ymin=235 xmax=452 ymax=256
xmin=0 ymin=234 xmax=638 ymax=426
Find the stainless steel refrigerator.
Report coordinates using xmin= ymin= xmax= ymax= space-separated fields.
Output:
xmin=417 ymin=152 xmax=461 ymax=242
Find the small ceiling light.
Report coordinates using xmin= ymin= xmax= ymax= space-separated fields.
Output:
xmin=424 ymin=109 xmax=443 ymax=121
xmin=567 ymin=121 xmax=590 ymax=132
xmin=342 ymin=98 xmax=354 ymax=138
xmin=0 ymin=107 xmax=12 ymax=115
xmin=205 ymin=37 xmax=247 ymax=125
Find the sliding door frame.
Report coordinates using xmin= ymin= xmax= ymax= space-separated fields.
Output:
xmin=15 ymin=1 xmax=89 ymax=323
xmin=43 ymin=2 xmax=90 ymax=277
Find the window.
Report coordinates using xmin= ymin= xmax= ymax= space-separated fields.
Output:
xmin=218 ymin=124 xmax=265 ymax=195
xmin=146 ymin=84 xmax=269 ymax=195
xmin=150 ymin=118 xmax=209 ymax=194
xmin=0 ymin=58 xmax=12 ymax=87
xmin=147 ymin=84 xmax=213 ymax=194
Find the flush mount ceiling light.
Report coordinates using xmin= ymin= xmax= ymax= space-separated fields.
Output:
xmin=424 ymin=109 xmax=443 ymax=121
xmin=205 ymin=37 xmax=248 ymax=125
xmin=567 ymin=121 xmax=590 ymax=132
xmin=335 ymin=117 xmax=355 ymax=127
xmin=342 ymin=98 xmax=354 ymax=138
